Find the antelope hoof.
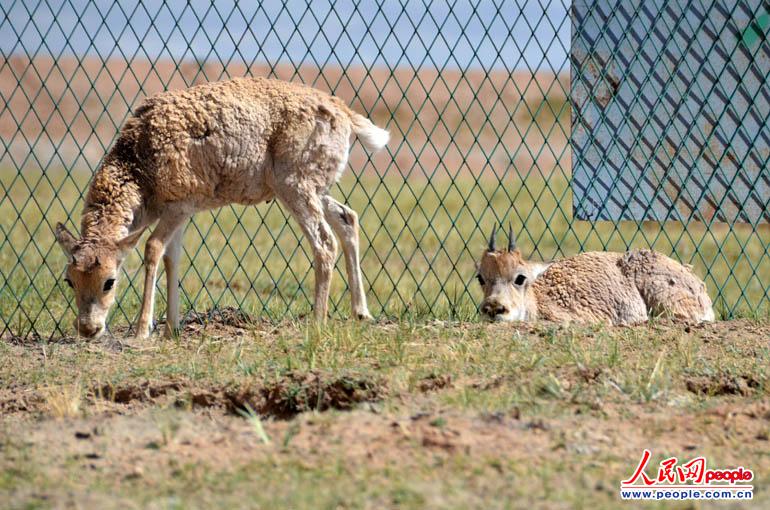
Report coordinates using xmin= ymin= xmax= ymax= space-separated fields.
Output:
xmin=355 ymin=311 xmax=374 ymax=322
xmin=134 ymin=324 xmax=152 ymax=340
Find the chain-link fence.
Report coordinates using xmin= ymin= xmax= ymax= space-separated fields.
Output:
xmin=1 ymin=1 xmax=768 ymax=339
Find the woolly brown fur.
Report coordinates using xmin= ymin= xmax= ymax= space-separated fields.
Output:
xmin=55 ymin=76 xmax=388 ymax=338
xmin=478 ymin=248 xmax=714 ymax=325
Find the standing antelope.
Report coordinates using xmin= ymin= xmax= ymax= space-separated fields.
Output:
xmin=476 ymin=226 xmax=715 ymax=325
xmin=55 ymin=77 xmax=388 ymax=339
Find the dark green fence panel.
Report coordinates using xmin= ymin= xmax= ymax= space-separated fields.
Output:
xmin=0 ymin=1 xmax=767 ymax=339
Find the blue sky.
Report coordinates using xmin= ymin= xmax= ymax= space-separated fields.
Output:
xmin=1 ymin=0 xmax=570 ymax=71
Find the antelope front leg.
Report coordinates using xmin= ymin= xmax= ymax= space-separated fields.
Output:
xmin=162 ymin=227 xmax=184 ymax=338
xmin=135 ymin=216 xmax=187 ymax=339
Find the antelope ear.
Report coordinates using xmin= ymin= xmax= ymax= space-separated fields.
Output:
xmin=116 ymin=228 xmax=146 ymax=256
xmin=54 ymin=222 xmax=78 ymax=257
xmin=531 ymin=262 xmax=551 ymax=280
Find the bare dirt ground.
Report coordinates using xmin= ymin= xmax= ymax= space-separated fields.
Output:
xmin=1 ymin=316 xmax=769 ymax=508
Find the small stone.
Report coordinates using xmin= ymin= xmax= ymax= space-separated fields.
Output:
xmin=125 ymin=466 xmax=144 ymax=479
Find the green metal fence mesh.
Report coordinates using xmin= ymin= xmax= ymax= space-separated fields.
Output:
xmin=0 ymin=1 xmax=768 ymax=339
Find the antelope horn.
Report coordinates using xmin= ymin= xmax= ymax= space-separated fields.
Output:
xmin=508 ymin=223 xmax=516 ymax=251
xmin=488 ymin=224 xmax=497 ymax=251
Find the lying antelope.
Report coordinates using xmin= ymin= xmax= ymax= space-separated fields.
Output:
xmin=476 ymin=226 xmax=715 ymax=325
xmin=55 ymin=77 xmax=389 ymax=339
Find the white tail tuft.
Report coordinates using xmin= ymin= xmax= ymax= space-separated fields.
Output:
xmin=350 ymin=113 xmax=389 ymax=152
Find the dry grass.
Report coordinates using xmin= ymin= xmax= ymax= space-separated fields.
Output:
xmin=0 ymin=318 xmax=768 ymax=508
xmin=39 ymin=381 xmax=82 ymax=419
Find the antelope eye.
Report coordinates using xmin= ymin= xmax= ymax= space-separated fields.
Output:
xmin=64 ymin=278 xmax=73 ymax=288
xmin=476 ymin=274 xmax=485 ymax=286
xmin=514 ymin=274 xmax=527 ymax=286
xmin=103 ymin=278 xmax=116 ymax=292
